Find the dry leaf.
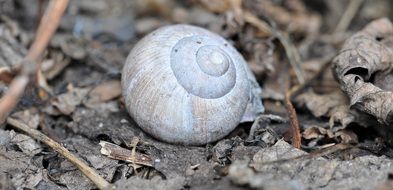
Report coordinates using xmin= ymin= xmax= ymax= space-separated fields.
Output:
xmin=49 ymin=87 xmax=90 ymax=115
xmin=335 ymin=130 xmax=358 ymax=144
xmin=89 ymin=80 xmax=121 ymax=102
xmin=333 ymin=18 xmax=393 ymax=125
xmin=296 ymin=90 xmax=348 ymax=118
xmin=303 ymin=126 xmax=328 ymax=140
xmin=11 ymin=108 xmax=40 ymax=129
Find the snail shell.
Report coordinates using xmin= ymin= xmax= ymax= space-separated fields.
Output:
xmin=122 ymin=24 xmax=262 ymax=145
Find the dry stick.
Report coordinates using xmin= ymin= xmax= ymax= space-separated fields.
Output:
xmin=285 ymin=86 xmax=302 ymax=149
xmin=7 ymin=117 xmax=113 ymax=190
xmin=0 ymin=0 xmax=68 ymax=124
xmin=275 ymin=32 xmax=305 ymax=149
xmin=334 ymin=0 xmax=364 ymax=33
xmin=28 ymin=0 xmax=69 ymax=63
xmin=0 ymin=76 xmax=29 ymax=123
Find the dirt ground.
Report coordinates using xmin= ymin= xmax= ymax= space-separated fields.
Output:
xmin=1 ymin=0 xmax=393 ymax=189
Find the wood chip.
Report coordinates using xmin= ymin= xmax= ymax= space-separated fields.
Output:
xmin=99 ymin=141 xmax=154 ymax=167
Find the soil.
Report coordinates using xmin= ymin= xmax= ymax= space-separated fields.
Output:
xmin=1 ymin=0 xmax=393 ymax=190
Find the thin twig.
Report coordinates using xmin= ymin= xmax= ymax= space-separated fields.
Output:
xmin=285 ymin=85 xmax=302 ymax=149
xmin=0 ymin=0 xmax=69 ymax=124
xmin=131 ymin=137 xmax=140 ymax=174
xmin=7 ymin=117 xmax=113 ymax=190
xmin=334 ymin=0 xmax=364 ymax=33
xmin=28 ymin=0 xmax=69 ymax=63
xmin=0 ymin=76 xmax=29 ymax=123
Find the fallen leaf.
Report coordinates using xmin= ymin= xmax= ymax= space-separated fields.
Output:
xmin=333 ymin=18 xmax=393 ymax=125
xmin=88 ymin=80 xmax=121 ymax=102
xmin=11 ymin=108 xmax=40 ymax=129
xmin=49 ymin=87 xmax=90 ymax=115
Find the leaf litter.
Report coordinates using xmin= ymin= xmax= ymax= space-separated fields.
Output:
xmin=1 ymin=0 xmax=393 ymax=189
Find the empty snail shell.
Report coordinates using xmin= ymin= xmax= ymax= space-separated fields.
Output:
xmin=122 ymin=24 xmax=263 ymax=145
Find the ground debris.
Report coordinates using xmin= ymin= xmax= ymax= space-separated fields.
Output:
xmin=2 ymin=0 xmax=393 ymax=189
xmin=45 ymin=86 xmax=90 ymax=115
xmin=115 ymin=176 xmax=185 ymax=190
xmin=228 ymin=140 xmax=393 ymax=190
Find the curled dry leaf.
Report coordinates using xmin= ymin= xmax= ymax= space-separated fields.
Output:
xmin=303 ymin=126 xmax=358 ymax=146
xmin=303 ymin=126 xmax=333 ymax=140
xmin=46 ymin=86 xmax=90 ymax=115
xmin=333 ymin=18 xmax=393 ymax=125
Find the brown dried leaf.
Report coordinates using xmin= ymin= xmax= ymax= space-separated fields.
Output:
xmin=296 ymin=90 xmax=348 ymax=118
xmin=303 ymin=125 xmax=359 ymax=147
xmin=335 ymin=130 xmax=358 ymax=144
xmin=89 ymin=80 xmax=121 ymax=102
xmin=303 ymin=126 xmax=328 ymax=140
xmin=48 ymin=86 xmax=90 ymax=115
xmin=333 ymin=18 xmax=393 ymax=125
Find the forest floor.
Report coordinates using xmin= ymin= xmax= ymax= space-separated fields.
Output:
xmin=1 ymin=0 xmax=393 ymax=189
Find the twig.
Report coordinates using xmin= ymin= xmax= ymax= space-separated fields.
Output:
xmin=0 ymin=76 xmax=29 ymax=123
xmin=334 ymin=0 xmax=364 ymax=33
xmin=28 ymin=0 xmax=69 ymax=63
xmin=7 ymin=117 xmax=113 ymax=190
xmin=243 ymin=11 xmax=272 ymax=37
xmin=0 ymin=0 xmax=68 ymax=124
xmin=285 ymin=85 xmax=302 ymax=149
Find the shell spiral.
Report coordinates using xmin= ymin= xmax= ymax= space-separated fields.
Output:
xmin=122 ymin=25 xmax=251 ymax=145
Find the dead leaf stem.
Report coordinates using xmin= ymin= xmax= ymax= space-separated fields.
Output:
xmin=285 ymin=85 xmax=302 ymax=149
